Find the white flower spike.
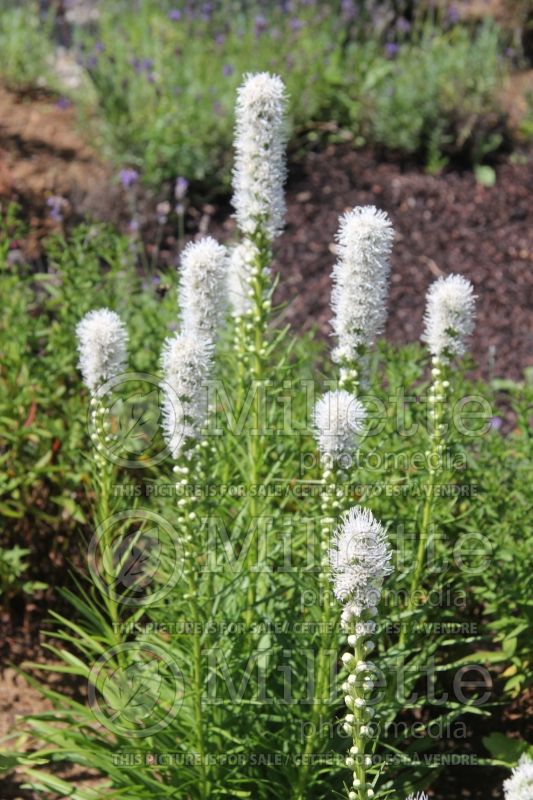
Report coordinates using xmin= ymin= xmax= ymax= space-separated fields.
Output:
xmin=179 ymin=237 xmax=228 ymax=341
xmin=331 ymin=206 xmax=394 ymax=364
xmin=161 ymin=333 xmax=213 ymax=460
xmin=503 ymin=754 xmax=533 ymax=800
xmin=406 ymin=793 xmax=429 ymax=800
xmin=330 ymin=506 xmax=393 ymax=627
xmin=313 ymin=390 xmax=366 ymax=465
xmin=76 ymin=308 xmax=128 ymax=394
xmin=422 ymin=274 xmax=476 ymax=361
xmin=232 ymin=72 xmax=288 ymax=241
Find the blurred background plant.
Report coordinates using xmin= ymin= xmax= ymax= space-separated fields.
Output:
xmin=0 ymin=0 xmax=529 ymax=188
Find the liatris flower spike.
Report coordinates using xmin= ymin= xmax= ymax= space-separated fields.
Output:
xmin=422 ymin=273 xmax=476 ymax=363
xmin=313 ymin=390 xmax=366 ymax=469
xmin=179 ymin=237 xmax=228 ymax=341
xmin=331 ymin=506 xmax=393 ymax=800
xmin=504 ymin=754 xmax=533 ymax=800
xmin=232 ymin=72 xmax=288 ymax=241
xmin=161 ymin=333 xmax=213 ymax=460
xmin=331 ymin=206 xmax=394 ymax=389
xmin=76 ymin=308 xmax=128 ymax=395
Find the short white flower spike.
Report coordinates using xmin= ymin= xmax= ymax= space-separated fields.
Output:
xmin=227 ymin=241 xmax=259 ymax=318
xmin=422 ymin=274 xmax=476 ymax=361
xmin=161 ymin=334 xmax=213 ymax=459
xmin=76 ymin=308 xmax=128 ymax=394
xmin=331 ymin=206 xmax=394 ymax=364
xmin=232 ymin=72 xmax=288 ymax=241
xmin=313 ymin=390 xmax=366 ymax=465
xmin=503 ymin=754 xmax=533 ymax=800
xmin=405 ymin=793 xmax=429 ymax=800
xmin=179 ymin=237 xmax=228 ymax=341
xmin=330 ymin=506 xmax=393 ymax=626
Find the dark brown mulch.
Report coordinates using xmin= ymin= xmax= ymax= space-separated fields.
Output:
xmin=246 ymin=144 xmax=532 ymax=383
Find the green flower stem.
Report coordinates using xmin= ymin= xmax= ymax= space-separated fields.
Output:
xmin=176 ymin=450 xmax=209 ymax=799
xmin=343 ymin=620 xmax=377 ymax=800
xmin=243 ymin=231 xmax=272 ymax=629
xmin=91 ymin=399 xmax=122 ymax=650
xmin=401 ymin=356 xmax=449 ymax=645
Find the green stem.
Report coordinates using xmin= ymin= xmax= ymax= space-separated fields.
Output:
xmin=401 ymin=357 xmax=448 ymax=645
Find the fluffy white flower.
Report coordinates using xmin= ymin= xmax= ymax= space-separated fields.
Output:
xmin=227 ymin=241 xmax=259 ymax=318
xmin=504 ymin=754 xmax=533 ymax=800
xmin=313 ymin=390 xmax=366 ymax=464
xmin=232 ymin=72 xmax=288 ymax=241
xmin=422 ymin=274 xmax=476 ymax=360
xmin=331 ymin=206 xmax=394 ymax=364
xmin=330 ymin=507 xmax=393 ymax=622
xmin=76 ymin=308 xmax=128 ymax=394
xmin=160 ymin=334 xmax=213 ymax=459
xmin=179 ymin=237 xmax=228 ymax=340
xmin=405 ymin=794 xmax=429 ymax=800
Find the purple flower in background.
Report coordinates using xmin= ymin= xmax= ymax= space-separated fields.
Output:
xmin=490 ymin=416 xmax=503 ymax=431
xmin=94 ymin=40 xmax=105 ymax=53
xmin=56 ymin=96 xmax=72 ymax=110
xmin=175 ymin=176 xmax=189 ymax=202
xmin=254 ymin=14 xmax=267 ymax=36
xmin=47 ymin=196 xmax=66 ymax=222
xmin=384 ymin=42 xmax=399 ymax=58
xmin=119 ymin=168 xmax=139 ymax=189
xmin=290 ymin=17 xmax=303 ymax=31
xmin=341 ymin=0 xmax=356 ymax=19
xmin=396 ymin=16 xmax=411 ymax=33
xmin=86 ymin=54 xmax=98 ymax=69
xmin=223 ymin=63 xmax=233 ymax=77
xmin=128 ymin=217 xmax=140 ymax=235
xmin=168 ymin=9 xmax=182 ymax=21
xmin=446 ymin=4 xmax=460 ymax=24
xmin=201 ymin=2 xmax=213 ymax=20
xmin=215 ymin=32 xmax=225 ymax=45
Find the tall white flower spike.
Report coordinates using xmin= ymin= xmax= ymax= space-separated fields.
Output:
xmin=330 ymin=506 xmax=393 ymax=628
xmin=179 ymin=237 xmax=228 ymax=341
xmin=313 ymin=390 xmax=366 ymax=466
xmin=331 ymin=206 xmax=394 ymax=368
xmin=504 ymin=754 xmax=533 ymax=800
xmin=232 ymin=72 xmax=288 ymax=241
xmin=332 ymin=506 xmax=394 ymax=800
xmin=161 ymin=333 xmax=213 ymax=460
xmin=422 ymin=274 xmax=476 ymax=361
xmin=76 ymin=308 xmax=128 ymax=394
xmin=406 ymin=794 xmax=430 ymax=800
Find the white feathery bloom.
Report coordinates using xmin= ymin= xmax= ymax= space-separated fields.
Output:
xmin=422 ymin=274 xmax=476 ymax=361
xmin=76 ymin=308 xmax=128 ymax=394
xmin=504 ymin=754 xmax=533 ymax=800
xmin=227 ymin=241 xmax=259 ymax=318
xmin=330 ymin=507 xmax=393 ymax=625
xmin=313 ymin=390 xmax=366 ymax=464
xmin=232 ymin=72 xmax=288 ymax=241
xmin=179 ymin=237 xmax=228 ymax=340
xmin=160 ymin=334 xmax=213 ymax=459
xmin=405 ymin=794 xmax=429 ymax=800
xmin=331 ymin=206 xmax=394 ymax=364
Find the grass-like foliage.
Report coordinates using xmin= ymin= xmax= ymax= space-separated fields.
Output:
xmin=0 ymin=70 xmax=532 ymax=800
